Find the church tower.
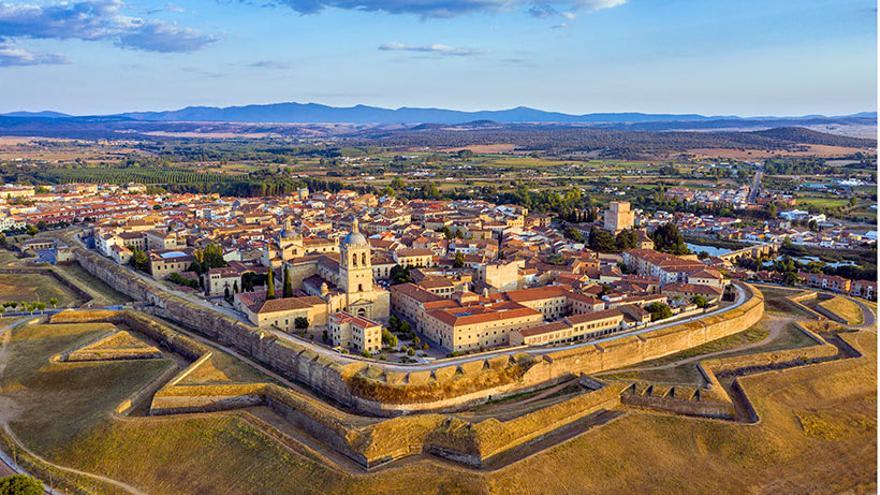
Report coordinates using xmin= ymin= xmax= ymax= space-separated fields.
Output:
xmin=278 ymin=217 xmax=303 ymax=261
xmin=339 ymin=219 xmax=372 ymax=296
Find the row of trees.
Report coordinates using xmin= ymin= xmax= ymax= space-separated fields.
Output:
xmin=1 ymin=299 xmax=56 ymax=312
xmin=266 ymin=265 xmax=294 ymax=299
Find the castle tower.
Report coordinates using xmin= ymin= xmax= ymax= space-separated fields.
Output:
xmin=603 ymin=201 xmax=634 ymax=233
xmin=339 ymin=218 xmax=372 ymax=296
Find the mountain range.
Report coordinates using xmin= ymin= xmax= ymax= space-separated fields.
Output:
xmin=1 ymin=102 xmax=875 ymax=126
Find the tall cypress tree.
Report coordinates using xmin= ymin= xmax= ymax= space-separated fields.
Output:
xmin=266 ymin=268 xmax=276 ymax=299
xmin=283 ymin=266 xmax=293 ymax=298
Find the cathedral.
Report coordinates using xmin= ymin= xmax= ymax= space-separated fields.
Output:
xmin=272 ymin=219 xmax=390 ymax=322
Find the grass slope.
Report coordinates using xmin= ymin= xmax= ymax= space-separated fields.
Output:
xmin=818 ymin=296 xmax=864 ymax=325
xmin=0 ymin=273 xmax=82 ymax=307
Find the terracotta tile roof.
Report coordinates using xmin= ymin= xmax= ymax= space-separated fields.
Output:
xmin=428 ymin=301 xmax=540 ymax=327
xmin=503 ymin=285 xmax=570 ymax=302
xmin=391 ymin=283 xmax=445 ymax=303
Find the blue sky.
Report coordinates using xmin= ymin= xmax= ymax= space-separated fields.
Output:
xmin=0 ymin=0 xmax=875 ymax=116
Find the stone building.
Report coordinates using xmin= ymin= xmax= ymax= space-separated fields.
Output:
xmin=604 ymin=201 xmax=635 ymax=233
xmin=329 ymin=311 xmax=382 ymax=354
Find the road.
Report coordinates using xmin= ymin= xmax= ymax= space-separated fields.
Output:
xmin=748 ymin=166 xmax=763 ymax=204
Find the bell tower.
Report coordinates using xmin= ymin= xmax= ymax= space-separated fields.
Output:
xmin=339 ymin=219 xmax=372 ymax=295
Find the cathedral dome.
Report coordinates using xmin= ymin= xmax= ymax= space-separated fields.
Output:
xmin=342 ymin=219 xmax=368 ymax=247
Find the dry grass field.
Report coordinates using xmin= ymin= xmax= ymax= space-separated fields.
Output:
xmin=0 ymin=302 xmax=875 ymax=495
xmin=818 ymin=296 xmax=864 ymax=325
xmin=0 ymin=273 xmax=83 ymax=307
xmin=53 ymin=263 xmax=131 ymax=306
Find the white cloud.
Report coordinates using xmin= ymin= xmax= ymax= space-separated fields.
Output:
xmin=0 ymin=41 xmax=67 ymax=66
xmin=577 ymin=0 xmax=626 ymax=11
xmin=0 ymin=0 xmax=216 ymax=53
xmin=378 ymin=42 xmax=482 ymax=56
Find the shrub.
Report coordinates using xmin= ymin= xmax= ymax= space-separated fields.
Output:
xmin=381 ymin=328 xmax=398 ymax=347
xmin=646 ymin=302 xmax=673 ymax=321
xmin=0 ymin=475 xmax=43 ymax=495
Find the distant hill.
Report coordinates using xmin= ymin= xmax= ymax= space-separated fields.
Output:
xmin=113 ymin=102 xmax=726 ymax=125
xmin=748 ymin=127 xmax=874 ymax=147
xmin=105 ymin=102 xmax=875 ymax=126
xmin=1 ymin=102 xmax=875 ymax=128
xmin=1 ymin=110 xmax=70 ymax=119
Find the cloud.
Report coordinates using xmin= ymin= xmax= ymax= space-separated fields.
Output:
xmin=0 ymin=0 xmax=216 ymax=53
xmin=577 ymin=0 xmax=625 ymax=11
xmin=249 ymin=60 xmax=292 ymax=69
xmin=278 ymin=0 xmax=516 ymax=17
xmin=116 ymin=21 xmax=216 ymax=52
xmin=378 ymin=42 xmax=482 ymax=56
xmin=527 ymin=3 xmax=557 ymax=18
xmin=0 ymin=42 xmax=67 ymax=66
xmin=267 ymin=0 xmax=623 ymax=18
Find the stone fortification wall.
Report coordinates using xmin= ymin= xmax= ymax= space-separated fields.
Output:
xmin=71 ymin=242 xmax=765 ymax=415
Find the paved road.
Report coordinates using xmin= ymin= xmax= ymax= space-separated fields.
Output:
xmin=748 ymin=167 xmax=763 ymax=204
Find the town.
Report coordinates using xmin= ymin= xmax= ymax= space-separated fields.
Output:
xmin=0 ymin=177 xmax=874 ymax=364
xmin=0 ymin=0 xmax=875 ymax=487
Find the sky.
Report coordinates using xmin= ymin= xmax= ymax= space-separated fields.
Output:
xmin=0 ymin=0 xmax=876 ymax=116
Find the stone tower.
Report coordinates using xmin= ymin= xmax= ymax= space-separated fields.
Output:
xmin=339 ymin=218 xmax=372 ymax=295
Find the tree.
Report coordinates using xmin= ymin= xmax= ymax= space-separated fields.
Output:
xmin=453 ymin=252 xmax=465 ymax=268
xmin=294 ymin=317 xmax=309 ymax=330
xmin=783 ymin=271 xmax=801 ymax=287
xmin=0 ymin=474 xmax=43 ymax=495
xmin=438 ymin=225 xmax=453 ymax=239
xmin=388 ymin=315 xmax=401 ymax=332
xmin=645 ymin=302 xmax=673 ymax=322
xmin=48 ymin=297 xmax=58 ymax=308
xmin=191 ymin=243 xmax=227 ymax=275
xmin=282 ymin=266 xmax=293 ymax=298
xmin=650 ymin=223 xmax=689 ymax=255
xmin=25 ymin=224 xmax=38 ymax=236
xmin=129 ymin=249 xmax=150 ymax=272
xmin=381 ymin=328 xmax=398 ymax=348
xmin=565 ymin=226 xmax=585 ymax=243
xmin=614 ymin=228 xmax=639 ymax=251
xmin=691 ymin=295 xmax=709 ymax=309
xmin=588 ymin=226 xmax=616 ymax=253
xmin=266 ymin=269 xmax=276 ymax=299
xmin=389 ymin=264 xmax=412 ymax=285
